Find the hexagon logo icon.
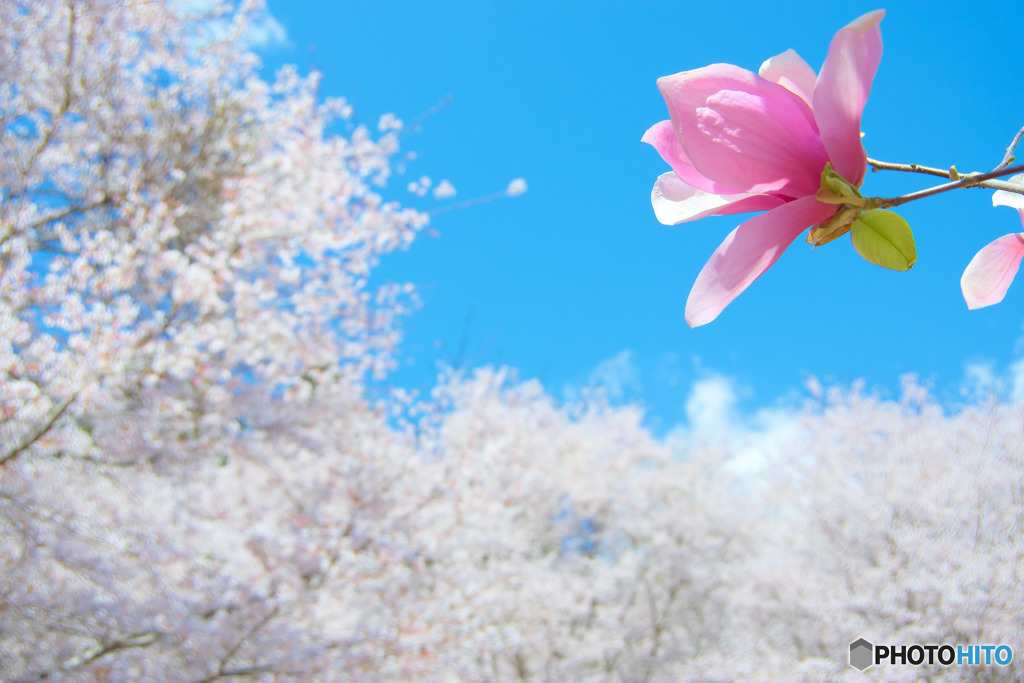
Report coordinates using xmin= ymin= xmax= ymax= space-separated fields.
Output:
xmin=850 ymin=638 xmax=874 ymax=671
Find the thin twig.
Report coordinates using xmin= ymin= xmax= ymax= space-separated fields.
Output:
xmin=867 ymin=158 xmax=951 ymax=179
xmin=16 ymin=197 xmax=112 ymax=234
xmin=197 ymin=604 xmax=280 ymax=683
xmin=874 ymin=163 xmax=1024 ymax=210
xmin=60 ymin=632 xmax=161 ymax=672
xmin=1 ymin=391 xmax=79 ymax=467
xmin=997 ymin=125 xmax=1024 ymax=170
xmin=867 ymin=158 xmax=1024 ymax=194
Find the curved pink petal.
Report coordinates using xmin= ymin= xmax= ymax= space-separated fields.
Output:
xmin=642 ymin=121 xmax=740 ymax=195
xmin=658 ymin=64 xmax=827 ymax=198
xmin=685 ymin=196 xmax=837 ymax=327
xmin=812 ymin=10 xmax=884 ymax=187
xmin=961 ymin=227 xmax=1024 ymax=310
xmin=651 ymin=172 xmax=786 ymax=225
xmin=758 ymin=49 xmax=817 ymax=106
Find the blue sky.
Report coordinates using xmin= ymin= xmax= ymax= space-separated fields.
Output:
xmin=255 ymin=2 xmax=1024 ymax=431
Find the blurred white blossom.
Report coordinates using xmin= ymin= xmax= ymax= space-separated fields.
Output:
xmin=506 ymin=177 xmax=528 ymax=196
xmin=378 ymin=112 xmax=404 ymax=132
xmin=433 ymin=179 xmax=456 ymax=199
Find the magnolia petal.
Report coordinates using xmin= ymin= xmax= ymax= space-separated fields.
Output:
xmin=642 ymin=121 xmax=738 ymax=195
xmin=758 ymin=49 xmax=817 ymax=106
xmin=961 ymin=225 xmax=1024 ymax=310
xmin=651 ymin=172 xmax=785 ymax=225
xmin=685 ymin=196 xmax=837 ymax=327
xmin=657 ymin=64 xmax=827 ymax=198
xmin=812 ymin=10 xmax=884 ymax=188
xmin=993 ymin=173 xmax=1024 ymax=211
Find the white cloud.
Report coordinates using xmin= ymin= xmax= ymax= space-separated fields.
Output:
xmin=959 ymin=322 xmax=1024 ymax=404
xmin=587 ymin=350 xmax=640 ymax=402
xmin=669 ymin=370 xmax=806 ymax=475
xmin=684 ymin=373 xmax=737 ymax=435
xmin=654 ymin=351 xmax=681 ymax=388
xmin=1011 ymin=356 xmax=1024 ymax=403
xmin=961 ymin=360 xmax=1004 ymax=399
xmin=242 ymin=11 xmax=288 ymax=50
xmin=731 ymin=406 xmax=803 ymax=473
xmin=173 ymin=0 xmax=290 ymax=51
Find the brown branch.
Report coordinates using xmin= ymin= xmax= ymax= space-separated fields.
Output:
xmin=867 ymin=158 xmax=1024 ymax=194
xmin=59 ymin=631 xmax=161 ymax=673
xmin=876 ymin=163 xmax=1024 ymax=210
xmin=1 ymin=391 xmax=79 ymax=468
xmin=196 ymin=604 xmax=281 ymax=683
xmin=17 ymin=197 xmax=112 ymax=235
xmin=1 ymin=2 xmax=78 ymax=251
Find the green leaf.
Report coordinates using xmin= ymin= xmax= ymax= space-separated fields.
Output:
xmin=850 ymin=209 xmax=918 ymax=271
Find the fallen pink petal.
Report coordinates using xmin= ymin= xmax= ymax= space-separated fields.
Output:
xmin=961 ymin=211 xmax=1024 ymax=309
xmin=644 ymin=10 xmax=885 ymax=326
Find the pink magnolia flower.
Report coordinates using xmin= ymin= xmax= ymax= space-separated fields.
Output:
xmin=644 ymin=11 xmax=884 ymax=327
xmin=961 ymin=178 xmax=1024 ymax=309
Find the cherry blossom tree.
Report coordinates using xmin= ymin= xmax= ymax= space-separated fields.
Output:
xmin=1 ymin=0 xmax=431 ymax=677
xmin=735 ymin=379 xmax=1024 ymax=680
xmin=3 ymin=1 xmax=1023 ymax=681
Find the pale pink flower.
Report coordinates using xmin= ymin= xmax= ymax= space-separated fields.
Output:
xmin=644 ymin=11 xmax=884 ymax=326
xmin=961 ymin=177 xmax=1024 ymax=309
